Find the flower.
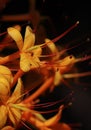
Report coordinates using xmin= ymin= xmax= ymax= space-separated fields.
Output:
xmin=7 ymin=26 xmax=42 ymax=72
xmin=0 ymin=65 xmax=67 ymax=130
xmin=29 ymin=105 xmax=64 ymax=130
xmin=0 ymin=65 xmax=23 ymax=129
xmin=0 ymin=22 xmax=90 ymax=130
xmin=43 ymin=38 xmax=76 ymax=92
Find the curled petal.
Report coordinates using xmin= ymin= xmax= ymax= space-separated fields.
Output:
xmin=0 ymin=65 xmax=13 ymax=84
xmin=0 ymin=105 xmax=7 ymax=129
xmin=45 ymin=38 xmax=59 ymax=60
xmin=30 ymin=116 xmax=52 ymax=130
xmin=0 ymin=74 xmax=10 ymax=101
xmin=54 ymin=69 xmax=62 ymax=86
xmin=59 ymin=55 xmax=76 ymax=74
xmin=44 ymin=105 xmax=64 ymax=127
xmin=60 ymin=55 xmax=75 ymax=67
xmin=23 ymin=26 xmax=35 ymax=51
xmin=7 ymin=78 xmax=23 ymax=104
xmin=7 ymin=27 xmax=23 ymax=51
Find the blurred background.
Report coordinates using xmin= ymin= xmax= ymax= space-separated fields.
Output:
xmin=0 ymin=0 xmax=91 ymax=130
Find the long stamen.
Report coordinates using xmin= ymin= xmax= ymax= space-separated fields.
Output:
xmin=20 ymin=119 xmax=38 ymax=130
xmin=52 ymin=21 xmax=79 ymax=43
xmin=0 ymin=31 xmax=7 ymax=36
xmin=63 ymin=71 xmax=91 ymax=78
xmin=40 ymin=21 xmax=79 ymax=49
xmin=0 ymin=51 xmax=20 ymax=65
xmin=75 ymin=55 xmax=91 ymax=63
xmin=31 ymin=92 xmax=73 ymax=109
xmin=23 ymin=77 xmax=54 ymax=103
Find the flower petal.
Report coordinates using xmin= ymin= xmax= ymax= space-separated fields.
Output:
xmin=30 ymin=116 xmax=52 ymax=130
xmin=31 ymin=46 xmax=42 ymax=57
xmin=23 ymin=26 xmax=35 ymax=51
xmin=45 ymin=38 xmax=59 ymax=60
xmin=0 ymin=65 xmax=13 ymax=84
xmin=7 ymin=78 xmax=23 ymax=104
xmin=54 ymin=69 xmax=62 ymax=86
xmin=44 ymin=105 xmax=64 ymax=127
xmin=60 ymin=55 xmax=75 ymax=70
xmin=20 ymin=53 xmax=32 ymax=72
xmin=8 ymin=107 xmax=21 ymax=126
xmin=7 ymin=27 xmax=23 ymax=51
xmin=0 ymin=105 xmax=7 ymax=129
xmin=0 ymin=83 xmax=9 ymax=101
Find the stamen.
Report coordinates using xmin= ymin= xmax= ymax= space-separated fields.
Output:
xmin=23 ymin=77 xmax=54 ymax=103
xmin=52 ymin=21 xmax=79 ymax=43
xmin=75 ymin=55 xmax=91 ymax=63
xmin=31 ymin=92 xmax=74 ymax=109
xmin=37 ymin=21 xmax=79 ymax=49
xmin=0 ymin=31 xmax=7 ymax=36
xmin=63 ymin=71 xmax=91 ymax=78
xmin=20 ymin=120 xmax=38 ymax=130
xmin=0 ymin=51 xmax=20 ymax=65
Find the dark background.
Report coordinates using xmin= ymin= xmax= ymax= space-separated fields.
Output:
xmin=0 ymin=1 xmax=91 ymax=130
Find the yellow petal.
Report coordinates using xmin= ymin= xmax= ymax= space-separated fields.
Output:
xmin=7 ymin=78 xmax=23 ymax=104
xmin=31 ymin=47 xmax=42 ymax=57
xmin=0 ymin=74 xmax=10 ymax=90
xmin=20 ymin=53 xmax=32 ymax=72
xmin=45 ymin=38 xmax=59 ymax=60
xmin=0 ymin=74 xmax=10 ymax=101
xmin=23 ymin=26 xmax=35 ymax=51
xmin=44 ymin=105 xmax=64 ymax=127
xmin=8 ymin=107 xmax=21 ymax=126
xmin=0 ymin=65 xmax=13 ymax=84
xmin=7 ymin=27 xmax=23 ymax=51
xmin=1 ymin=126 xmax=14 ymax=130
xmin=0 ymin=105 xmax=7 ymax=129
xmin=30 ymin=116 xmax=52 ymax=130
xmin=54 ymin=69 xmax=62 ymax=86
xmin=60 ymin=55 xmax=75 ymax=67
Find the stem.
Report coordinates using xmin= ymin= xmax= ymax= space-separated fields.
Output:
xmin=0 ymin=51 xmax=20 ymax=65
xmin=11 ymin=69 xmax=24 ymax=88
xmin=23 ymin=77 xmax=54 ymax=103
xmin=52 ymin=21 xmax=79 ymax=43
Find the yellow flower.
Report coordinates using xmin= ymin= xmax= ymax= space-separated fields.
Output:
xmin=44 ymin=38 xmax=76 ymax=91
xmin=7 ymin=26 xmax=42 ymax=72
xmin=29 ymin=105 xmax=65 ymax=130
xmin=0 ymin=65 xmax=62 ymax=130
xmin=0 ymin=65 xmax=23 ymax=129
xmin=0 ymin=65 xmax=13 ymax=101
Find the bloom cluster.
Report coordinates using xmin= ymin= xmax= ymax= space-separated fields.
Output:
xmin=0 ymin=22 xmax=91 ymax=130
